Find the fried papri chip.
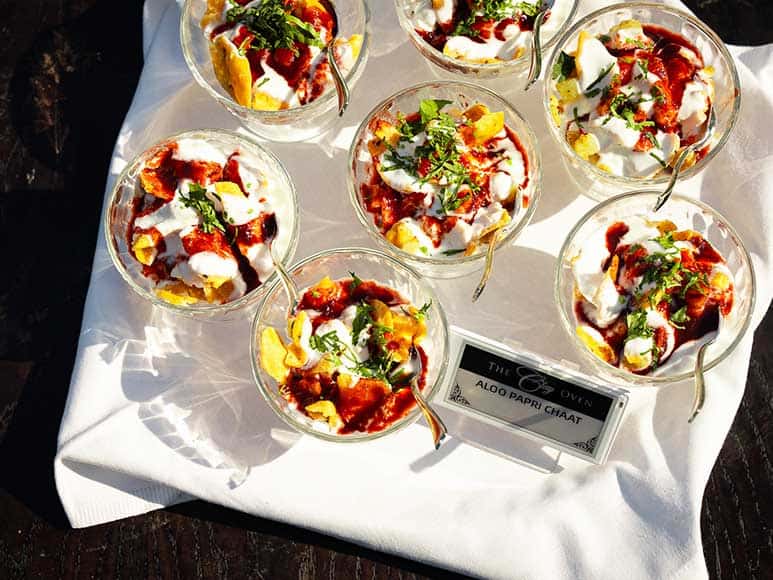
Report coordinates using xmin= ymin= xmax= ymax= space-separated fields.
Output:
xmin=260 ymin=327 xmax=290 ymax=382
xmin=155 ymin=281 xmax=205 ymax=306
xmin=214 ymin=35 xmax=252 ymax=107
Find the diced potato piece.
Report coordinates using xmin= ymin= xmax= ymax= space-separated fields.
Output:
xmin=463 ymin=103 xmax=491 ymax=122
xmin=431 ymin=0 xmax=444 ymax=8
xmin=391 ymin=312 xmax=426 ymax=361
xmin=572 ymin=132 xmax=601 ymax=160
xmin=305 ymin=400 xmax=343 ymax=429
xmin=370 ymin=299 xmax=394 ymax=328
xmin=711 ymin=271 xmax=731 ymax=291
xmin=576 ymin=325 xmax=616 ymax=364
xmin=368 ymin=119 xmax=401 ymax=156
xmin=556 ymin=78 xmax=581 ymax=103
xmin=156 ymin=281 xmax=205 ymax=306
xmin=337 ymin=373 xmax=353 ymax=389
xmin=472 ymin=111 xmax=505 ymax=144
xmin=385 ymin=221 xmax=422 ymax=254
xmin=252 ymin=90 xmax=286 ymax=111
xmin=214 ymin=181 xmax=245 ymax=197
xmin=260 ymin=327 xmax=290 ymax=382
xmin=132 ymin=233 xmax=158 ymax=266
xmin=203 ymin=280 xmax=234 ymax=303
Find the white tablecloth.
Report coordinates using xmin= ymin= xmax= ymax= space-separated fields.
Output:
xmin=55 ymin=1 xmax=773 ymax=578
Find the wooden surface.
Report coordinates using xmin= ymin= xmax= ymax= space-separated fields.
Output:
xmin=0 ymin=1 xmax=771 ymax=578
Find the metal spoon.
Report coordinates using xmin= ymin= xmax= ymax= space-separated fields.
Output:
xmin=523 ymin=0 xmax=554 ymax=91
xmin=269 ymin=241 xmax=300 ymax=317
xmin=409 ymin=345 xmax=447 ymax=450
xmin=653 ymin=104 xmax=716 ymax=212
xmin=472 ymin=228 xmax=502 ymax=302
xmin=688 ymin=338 xmax=714 ymax=423
xmin=321 ymin=1 xmax=349 ymax=116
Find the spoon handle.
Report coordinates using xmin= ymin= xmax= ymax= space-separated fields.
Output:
xmin=688 ymin=339 xmax=714 ymax=423
xmin=472 ymin=229 xmax=501 ymax=302
xmin=653 ymin=147 xmax=690 ymax=212
xmin=524 ymin=10 xmax=548 ymax=91
xmin=411 ymin=382 xmax=448 ymax=449
xmin=327 ymin=42 xmax=350 ymax=116
xmin=270 ymin=243 xmax=300 ymax=316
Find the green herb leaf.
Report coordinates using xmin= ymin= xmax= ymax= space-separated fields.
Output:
xmin=349 ymin=271 xmax=363 ymax=290
xmin=351 ymin=302 xmax=373 ymax=346
xmin=413 ymin=300 xmax=432 ymax=322
xmin=584 ymin=63 xmax=615 ymax=94
xmin=626 ymin=310 xmax=653 ymax=341
xmin=226 ymin=0 xmax=324 ymax=55
xmin=179 ymin=183 xmax=226 ymax=234
xmin=419 ymin=99 xmax=453 ymax=124
xmin=552 ymin=51 xmax=576 ymax=82
xmin=670 ymin=305 xmax=690 ymax=329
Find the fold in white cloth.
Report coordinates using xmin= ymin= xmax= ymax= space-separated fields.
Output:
xmin=55 ymin=1 xmax=773 ymax=578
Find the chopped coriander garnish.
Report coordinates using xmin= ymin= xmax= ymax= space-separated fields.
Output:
xmin=626 ymin=310 xmax=653 ymax=341
xmin=413 ymin=300 xmax=432 ymax=322
xmin=351 ymin=301 xmax=373 ymax=346
xmin=226 ymin=0 xmax=324 ymax=55
xmin=441 ymin=248 xmax=465 ymax=256
xmin=452 ymin=1 xmax=542 ymax=37
xmin=649 ymin=151 xmax=667 ymax=168
xmin=419 ymin=99 xmax=453 ymax=124
xmin=179 ymin=183 xmax=226 ymax=234
xmin=552 ymin=51 xmax=576 ymax=82
xmin=584 ymin=63 xmax=615 ymax=95
xmin=670 ymin=305 xmax=690 ymax=329
xmin=349 ymin=271 xmax=363 ymax=290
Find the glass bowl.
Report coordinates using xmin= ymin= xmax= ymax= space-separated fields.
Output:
xmin=180 ymin=0 xmax=369 ymax=142
xmin=348 ymin=80 xmax=541 ymax=279
xmin=555 ymin=190 xmax=755 ymax=386
xmin=395 ymin=0 xmax=578 ymax=80
xmin=251 ymin=247 xmax=450 ymax=442
xmin=543 ymin=2 xmax=741 ymax=201
xmin=105 ymin=129 xmax=299 ymax=318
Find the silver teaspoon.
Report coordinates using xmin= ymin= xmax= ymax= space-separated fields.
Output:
xmin=269 ymin=241 xmax=300 ymax=317
xmin=409 ymin=345 xmax=447 ymax=450
xmin=322 ymin=2 xmax=350 ymax=117
xmin=524 ymin=0 xmax=554 ymax=91
xmin=653 ymin=104 xmax=716 ymax=212
xmin=688 ymin=338 xmax=714 ymax=423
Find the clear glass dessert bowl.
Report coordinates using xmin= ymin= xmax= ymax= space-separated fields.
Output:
xmin=395 ymin=0 xmax=578 ymax=81
xmin=555 ymin=190 xmax=755 ymax=386
xmin=105 ymin=129 xmax=299 ymax=318
xmin=251 ymin=247 xmax=450 ymax=442
xmin=543 ymin=2 xmax=740 ymax=201
xmin=348 ymin=80 xmax=541 ymax=279
xmin=180 ymin=0 xmax=369 ymax=142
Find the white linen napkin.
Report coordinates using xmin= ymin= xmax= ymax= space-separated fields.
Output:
xmin=55 ymin=0 xmax=773 ymax=578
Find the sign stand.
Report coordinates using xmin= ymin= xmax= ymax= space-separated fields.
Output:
xmin=434 ymin=327 xmax=629 ymax=466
